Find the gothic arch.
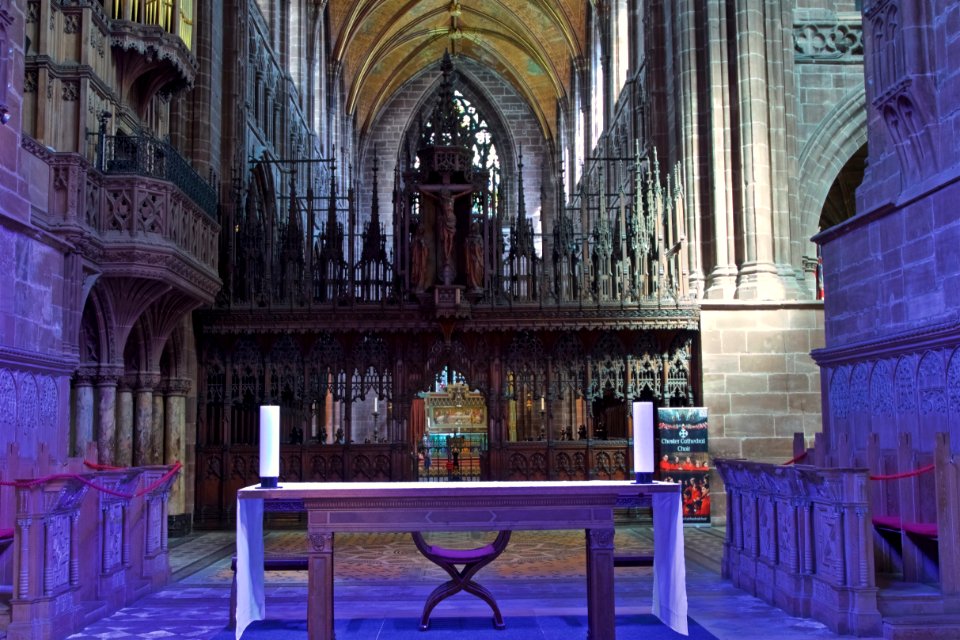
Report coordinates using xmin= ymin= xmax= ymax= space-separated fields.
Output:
xmin=160 ymin=324 xmax=189 ymax=381
xmin=80 ymin=288 xmax=116 ymax=365
xmin=947 ymin=348 xmax=960 ymax=452
xmin=797 ymin=87 xmax=868 ymax=242
xmin=123 ymin=319 xmax=149 ymax=378
xmin=422 ymin=339 xmax=486 ymax=397
xmin=389 ymin=64 xmax=519 ymax=180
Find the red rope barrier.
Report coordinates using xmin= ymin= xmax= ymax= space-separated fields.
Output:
xmin=0 ymin=462 xmax=182 ymax=499
xmin=84 ymin=460 xmax=125 ymax=471
xmin=783 ymin=451 xmax=807 ymax=465
xmin=869 ymin=463 xmax=935 ymax=481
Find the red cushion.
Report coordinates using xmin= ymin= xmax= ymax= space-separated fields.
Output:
xmin=902 ymin=522 xmax=938 ymax=539
xmin=0 ymin=528 xmax=13 ymax=540
xmin=871 ymin=515 xmax=902 ymax=530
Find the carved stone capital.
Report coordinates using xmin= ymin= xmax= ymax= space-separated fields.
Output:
xmin=137 ymin=372 xmax=163 ymax=390
xmin=74 ymin=366 xmax=98 ymax=385
xmin=164 ymin=378 xmax=192 ymax=396
xmin=96 ymin=365 xmax=125 ymax=386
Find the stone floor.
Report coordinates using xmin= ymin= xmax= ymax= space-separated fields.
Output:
xmin=5 ymin=525 xmax=884 ymax=640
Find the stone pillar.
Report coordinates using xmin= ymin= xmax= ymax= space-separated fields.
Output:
xmin=151 ymin=391 xmax=165 ymax=465
xmin=116 ymin=377 xmax=135 ymax=466
xmin=134 ymin=374 xmax=159 ymax=466
xmin=703 ymin=0 xmax=738 ymax=300
xmin=674 ymin=0 xmax=705 ymax=297
xmin=96 ymin=370 xmax=121 ymax=465
xmin=72 ymin=368 xmax=96 ymax=457
xmin=731 ymin=0 xmax=790 ymax=300
xmin=164 ymin=379 xmax=190 ymax=523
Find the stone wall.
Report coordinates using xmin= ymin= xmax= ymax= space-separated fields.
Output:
xmin=815 ymin=183 xmax=960 ymax=453
xmin=813 ymin=0 xmax=960 ymax=457
xmin=701 ymin=303 xmax=825 ymax=518
xmin=793 ymin=4 xmax=867 ymax=246
xmin=0 ymin=0 xmax=75 ymax=461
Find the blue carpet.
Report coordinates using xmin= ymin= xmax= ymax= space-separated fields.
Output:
xmin=218 ymin=614 xmax=716 ymax=639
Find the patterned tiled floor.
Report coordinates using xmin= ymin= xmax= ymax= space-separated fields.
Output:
xmin=2 ymin=525 xmax=880 ymax=640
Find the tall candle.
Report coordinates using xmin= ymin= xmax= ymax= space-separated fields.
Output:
xmin=259 ymin=405 xmax=280 ymax=488
xmin=632 ymin=401 xmax=654 ymax=483
xmin=374 ymin=396 xmax=378 ymax=413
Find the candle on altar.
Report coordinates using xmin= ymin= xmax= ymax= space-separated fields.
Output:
xmin=259 ymin=405 xmax=280 ymax=488
xmin=374 ymin=396 xmax=379 ymax=413
xmin=632 ymin=401 xmax=654 ymax=483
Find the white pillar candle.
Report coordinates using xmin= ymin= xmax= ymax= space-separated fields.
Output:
xmin=632 ymin=401 xmax=655 ymax=482
xmin=374 ymin=396 xmax=378 ymax=413
xmin=259 ymin=405 xmax=280 ymax=487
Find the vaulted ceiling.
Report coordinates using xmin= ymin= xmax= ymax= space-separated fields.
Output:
xmin=326 ymin=0 xmax=589 ymax=140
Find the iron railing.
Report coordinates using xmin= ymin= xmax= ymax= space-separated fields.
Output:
xmin=101 ymin=133 xmax=217 ymax=219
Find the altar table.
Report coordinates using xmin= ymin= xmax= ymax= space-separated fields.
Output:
xmin=235 ymin=480 xmax=687 ymax=640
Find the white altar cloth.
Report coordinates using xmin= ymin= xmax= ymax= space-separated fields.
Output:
xmin=236 ymin=480 xmax=687 ymax=639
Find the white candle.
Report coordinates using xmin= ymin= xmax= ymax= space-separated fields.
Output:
xmin=540 ymin=396 xmax=545 ymax=412
xmin=259 ymin=405 xmax=280 ymax=487
xmin=374 ymin=396 xmax=378 ymax=413
xmin=632 ymin=402 xmax=654 ymax=480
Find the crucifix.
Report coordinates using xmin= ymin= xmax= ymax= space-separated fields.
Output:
xmin=419 ymin=184 xmax=474 ymax=285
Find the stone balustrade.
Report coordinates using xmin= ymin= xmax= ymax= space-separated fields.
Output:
xmin=715 ymin=458 xmax=881 ymax=636
xmin=88 ymin=173 xmax=220 ymax=271
xmin=1 ymin=459 xmax=177 ymax=640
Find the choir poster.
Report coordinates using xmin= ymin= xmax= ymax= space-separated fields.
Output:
xmin=658 ymin=407 xmax=710 ymax=524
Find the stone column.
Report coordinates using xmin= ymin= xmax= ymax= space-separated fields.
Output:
xmin=96 ymin=369 xmax=121 ymax=465
xmin=703 ymin=0 xmax=738 ymax=299
xmin=731 ymin=0 xmax=788 ymax=299
xmin=134 ymin=374 xmax=160 ymax=466
xmin=164 ymin=379 xmax=190 ymax=520
xmin=151 ymin=391 xmax=165 ymax=465
xmin=116 ymin=377 xmax=135 ymax=466
xmin=72 ymin=368 xmax=96 ymax=457
xmin=674 ymin=0 xmax=705 ymax=297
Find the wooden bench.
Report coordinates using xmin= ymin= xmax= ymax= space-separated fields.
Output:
xmin=867 ymin=431 xmax=959 ymax=593
xmin=229 ymin=554 xmax=309 ymax=629
xmin=613 ymin=553 xmax=654 ymax=567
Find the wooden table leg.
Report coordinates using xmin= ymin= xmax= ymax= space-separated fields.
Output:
xmin=307 ymin=532 xmax=335 ymax=640
xmin=585 ymin=528 xmax=616 ymax=640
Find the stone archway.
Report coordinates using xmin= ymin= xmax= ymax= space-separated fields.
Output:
xmin=797 ymin=88 xmax=868 ymax=242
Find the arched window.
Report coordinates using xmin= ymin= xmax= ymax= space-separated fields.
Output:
xmin=416 ymin=89 xmax=502 ymax=216
xmin=590 ymin=19 xmax=604 ymax=150
xmin=613 ymin=0 xmax=629 ymax=96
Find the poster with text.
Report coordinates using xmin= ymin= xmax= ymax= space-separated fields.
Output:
xmin=658 ymin=407 xmax=710 ymax=524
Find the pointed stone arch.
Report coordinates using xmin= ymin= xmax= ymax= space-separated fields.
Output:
xmin=797 ymin=87 xmax=868 ymax=243
xmin=80 ymin=287 xmax=116 ymax=365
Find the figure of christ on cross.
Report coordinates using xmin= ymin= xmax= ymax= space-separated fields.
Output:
xmin=419 ymin=184 xmax=474 ymax=285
